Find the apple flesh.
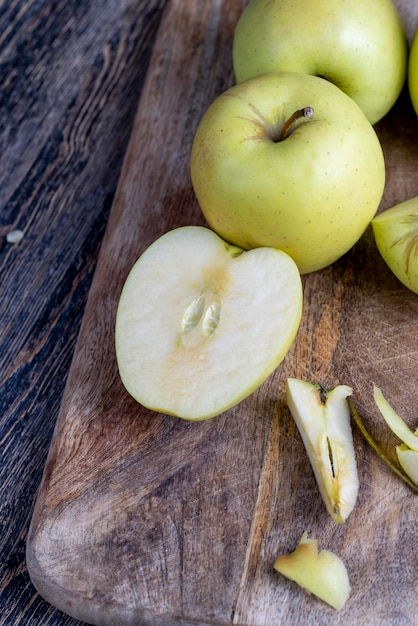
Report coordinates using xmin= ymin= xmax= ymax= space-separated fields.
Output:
xmin=115 ymin=226 xmax=303 ymax=421
xmin=372 ymin=196 xmax=418 ymax=294
xmin=286 ymin=378 xmax=359 ymax=523
xmin=191 ymin=71 xmax=385 ymax=275
xmin=274 ymin=531 xmax=351 ymax=611
xmin=409 ymin=27 xmax=418 ymax=116
xmin=396 ymin=446 xmax=418 ymax=486
xmin=232 ymin=0 xmax=408 ymax=125
xmin=374 ymin=385 xmax=418 ymax=486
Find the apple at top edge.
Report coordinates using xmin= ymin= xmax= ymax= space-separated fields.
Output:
xmin=408 ymin=27 xmax=418 ymax=116
xmin=232 ymin=0 xmax=408 ymax=125
xmin=191 ymin=72 xmax=385 ymax=275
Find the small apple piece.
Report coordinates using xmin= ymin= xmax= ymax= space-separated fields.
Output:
xmin=408 ymin=26 xmax=418 ymax=116
xmin=274 ymin=532 xmax=351 ymax=611
xmin=374 ymin=385 xmax=418 ymax=486
xmin=372 ymin=196 xmax=418 ymax=294
xmin=373 ymin=386 xmax=418 ymax=452
xmin=232 ymin=0 xmax=408 ymax=125
xmin=191 ymin=72 xmax=385 ymax=275
xmin=396 ymin=446 xmax=418 ymax=486
xmin=115 ymin=226 xmax=303 ymax=421
xmin=348 ymin=398 xmax=418 ymax=493
xmin=286 ymin=379 xmax=359 ymax=523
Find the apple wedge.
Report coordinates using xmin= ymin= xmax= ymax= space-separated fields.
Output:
xmin=274 ymin=531 xmax=351 ymax=611
xmin=286 ymin=379 xmax=359 ymax=523
xmin=374 ymin=385 xmax=418 ymax=486
xmin=115 ymin=226 xmax=303 ymax=421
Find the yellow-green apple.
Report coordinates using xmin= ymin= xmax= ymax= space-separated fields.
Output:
xmin=286 ymin=378 xmax=359 ymax=523
xmin=115 ymin=226 xmax=303 ymax=421
xmin=191 ymin=72 xmax=385 ymax=275
xmin=274 ymin=532 xmax=351 ymax=611
xmin=409 ymin=26 xmax=418 ymax=115
xmin=372 ymin=196 xmax=418 ymax=294
xmin=232 ymin=0 xmax=408 ymax=125
xmin=374 ymin=385 xmax=418 ymax=485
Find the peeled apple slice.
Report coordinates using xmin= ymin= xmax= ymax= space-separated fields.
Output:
xmin=115 ymin=226 xmax=303 ymax=420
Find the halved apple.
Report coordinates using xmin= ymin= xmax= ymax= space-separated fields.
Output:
xmin=286 ymin=379 xmax=359 ymax=523
xmin=372 ymin=196 xmax=418 ymax=294
xmin=274 ymin=531 xmax=351 ymax=611
xmin=115 ymin=226 xmax=303 ymax=421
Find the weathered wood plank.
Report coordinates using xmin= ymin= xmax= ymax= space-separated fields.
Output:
xmin=0 ymin=1 xmax=168 ymax=624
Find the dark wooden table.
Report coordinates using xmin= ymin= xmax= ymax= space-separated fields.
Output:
xmin=2 ymin=1 xmax=418 ymax=625
xmin=1 ymin=2 xmax=168 ymax=623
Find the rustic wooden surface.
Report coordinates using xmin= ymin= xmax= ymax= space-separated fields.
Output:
xmin=2 ymin=0 xmax=418 ymax=624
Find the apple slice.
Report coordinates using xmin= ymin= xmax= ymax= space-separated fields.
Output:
xmin=115 ymin=226 xmax=303 ymax=421
xmin=372 ymin=196 xmax=418 ymax=294
xmin=274 ymin=532 xmax=351 ymax=611
xmin=374 ymin=385 xmax=418 ymax=486
xmin=373 ymin=386 xmax=418 ymax=452
xmin=286 ymin=379 xmax=359 ymax=523
xmin=396 ymin=446 xmax=418 ymax=486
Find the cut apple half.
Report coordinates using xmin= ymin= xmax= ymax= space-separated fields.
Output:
xmin=372 ymin=196 xmax=418 ymax=294
xmin=286 ymin=379 xmax=359 ymax=523
xmin=115 ymin=226 xmax=303 ymax=421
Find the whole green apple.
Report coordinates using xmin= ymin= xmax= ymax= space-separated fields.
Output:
xmin=408 ymin=27 xmax=418 ymax=116
xmin=232 ymin=0 xmax=408 ymax=125
xmin=372 ymin=196 xmax=418 ymax=294
xmin=191 ymin=72 xmax=385 ymax=274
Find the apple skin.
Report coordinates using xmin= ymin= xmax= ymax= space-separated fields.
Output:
xmin=408 ymin=27 xmax=418 ymax=116
xmin=232 ymin=0 xmax=408 ymax=125
xmin=372 ymin=196 xmax=418 ymax=294
xmin=191 ymin=72 xmax=385 ymax=275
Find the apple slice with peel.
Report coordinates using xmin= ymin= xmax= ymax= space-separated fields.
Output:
xmin=396 ymin=446 xmax=418 ymax=486
xmin=286 ymin=379 xmax=359 ymax=523
xmin=115 ymin=226 xmax=303 ymax=421
xmin=374 ymin=385 xmax=418 ymax=486
xmin=274 ymin=532 xmax=351 ymax=611
xmin=373 ymin=386 xmax=418 ymax=452
xmin=372 ymin=196 xmax=418 ymax=294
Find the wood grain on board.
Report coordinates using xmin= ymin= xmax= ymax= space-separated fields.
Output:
xmin=26 ymin=0 xmax=418 ymax=624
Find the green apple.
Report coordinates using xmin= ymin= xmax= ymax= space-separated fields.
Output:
xmin=286 ymin=378 xmax=359 ymax=523
xmin=232 ymin=0 xmax=408 ymax=125
xmin=374 ymin=385 xmax=418 ymax=486
xmin=191 ymin=71 xmax=385 ymax=275
xmin=274 ymin=532 xmax=351 ymax=611
xmin=115 ymin=226 xmax=303 ymax=421
xmin=409 ymin=26 xmax=418 ymax=116
xmin=372 ymin=196 xmax=418 ymax=294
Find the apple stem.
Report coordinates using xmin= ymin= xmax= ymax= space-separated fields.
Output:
xmin=347 ymin=398 xmax=418 ymax=494
xmin=279 ymin=106 xmax=314 ymax=141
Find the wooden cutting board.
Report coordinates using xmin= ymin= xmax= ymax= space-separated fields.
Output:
xmin=26 ymin=1 xmax=418 ymax=624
